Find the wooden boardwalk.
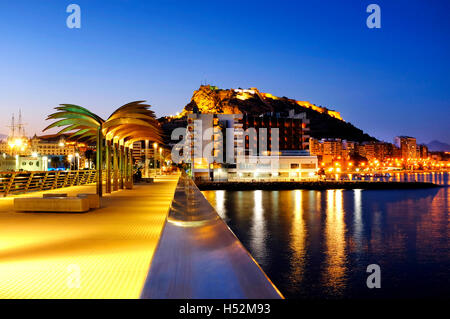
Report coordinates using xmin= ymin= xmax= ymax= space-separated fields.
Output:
xmin=0 ymin=174 xmax=179 ymax=298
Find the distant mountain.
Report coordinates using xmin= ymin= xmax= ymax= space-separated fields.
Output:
xmin=426 ymin=140 xmax=450 ymax=152
xmin=179 ymin=85 xmax=376 ymax=142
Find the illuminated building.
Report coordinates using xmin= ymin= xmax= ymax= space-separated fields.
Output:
xmin=395 ymin=136 xmax=417 ymax=159
xmin=185 ymin=111 xmax=315 ymax=180
xmin=242 ymin=110 xmax=310 ymax=152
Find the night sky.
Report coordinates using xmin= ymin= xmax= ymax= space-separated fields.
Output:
xmin=0 ymin=0 xmax=449 ymax=144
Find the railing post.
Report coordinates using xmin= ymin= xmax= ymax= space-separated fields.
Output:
xmin=5 ymin=172 xmax=17 ymax=197
xmin=72 ymin=170 xmax=79 ymax=186
xmin=25 ymin=172 xmax=34 ymax=192
xmin=63 ymin=171 xmax=70 ymax=187
xmin=79 ymin=170 xmax=86 ymax=184
xmin=51 ymin=171 xmax=60 ymax=189
xmin=40 ymin=171 xmax=48 ymax=191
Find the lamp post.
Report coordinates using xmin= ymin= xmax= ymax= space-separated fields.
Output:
xmin=144 ymin=140 xmax=149 ymax=178
xmin=75 ymin=152 xmax=80 ymax=170
xmin=68 ymin=154 xmax=73 ymax=170
xmin=153 ymin=142 xmax=158 ymax=176
xmin=159 ymin=147 xmax=162 ymax=175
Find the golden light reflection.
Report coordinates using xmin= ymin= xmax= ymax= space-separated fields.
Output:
xmin=250 ymin=190 xmax=266 ymax=260
xmin=353 ymin=189 xmax=363 ymax=253
xmin=289 ymin=190 xmax=307 ymax=284
xmin=323 ymin=189 xmax=347 ymax=294
xmin=215 ymin=190 xmax=225 ymax=219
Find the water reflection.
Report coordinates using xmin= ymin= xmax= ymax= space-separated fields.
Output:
xmin=353 ymin=189 xmax=363 ymax=254
xmin=202 ymin=172 xmax=450 ymax=298
xmin=251 ymin=190 xmax=266 ymax=262
xmin=289 ymin=190 xmax=307 ymax=285
xmin=322 ymin=190 xmax=347 ymax=295
xmin=215 ymin=190 xmax=225 ymax=218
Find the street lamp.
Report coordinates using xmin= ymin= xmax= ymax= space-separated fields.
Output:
xmin=75 ymin=152 xmax=80 ymax=170
xmin=153 ymin=142 xmax=158 ymax=176
xmin=159 ymin=147 xmax=162 ymax=175
xmin=68 ymin=154 xmax=73 ymax=170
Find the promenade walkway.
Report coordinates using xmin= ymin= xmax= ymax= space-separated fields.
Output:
xmin=0 ymin=174 xmax=179 ymax=298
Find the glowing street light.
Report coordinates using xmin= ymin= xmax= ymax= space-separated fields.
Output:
xmin=159 ymin=147 xmax=162 ymax=175
xmin=153 ymin=143 xmax=158 ymax=175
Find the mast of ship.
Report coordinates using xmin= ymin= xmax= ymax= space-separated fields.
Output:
xmin=8 ymin=113 xmax=15 ymax=139
xmin=18 ymin=108 xmax=26 ymax=137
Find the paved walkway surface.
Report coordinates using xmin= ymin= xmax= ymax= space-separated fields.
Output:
xmin=0 ymin=174 xmax=179 ymax=298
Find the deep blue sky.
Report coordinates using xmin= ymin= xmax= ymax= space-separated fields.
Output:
xmin=0 ymin=0 xmax=449 ymax=144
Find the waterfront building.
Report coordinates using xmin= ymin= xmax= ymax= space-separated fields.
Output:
xmin=418 ymin=144 xmax=429 ymax=159
xmin=309 ymin=138 xmax=343 ymax=163
xmin=0 ymin=154 xmax=48 ymax=172
xmin=395 ymin=136 xmax=417 ymax=159
xmin=186 ymin=111 xmax=315 ymax=180
xmin=242 ymin=110 xmax=310 ymax=152
xmin=342 ymin=140 xmax=357 ymax=157
xmin=231 ymin=152 xmax=318 ymax=181
xmin=0 ymin=134 xmax=76 ymax=157
xmin=186 ymin=113 xmax=244 ymax=176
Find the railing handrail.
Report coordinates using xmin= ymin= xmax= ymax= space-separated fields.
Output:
xmin=0 ymin=170 xmax=98 ymax=197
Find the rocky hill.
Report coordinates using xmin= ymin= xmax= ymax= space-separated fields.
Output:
xmin=177 ymin=85 xmax=376 ymax=142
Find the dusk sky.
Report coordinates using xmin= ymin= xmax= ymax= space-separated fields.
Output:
xmin=0 ymin=0 xmax=449 ymax=144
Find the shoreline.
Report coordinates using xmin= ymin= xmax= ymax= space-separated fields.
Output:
xmin=196 ymin=180 xmax=442 ymax=191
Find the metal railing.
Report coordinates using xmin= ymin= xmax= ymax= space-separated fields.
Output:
xmin=0 ymin=170 xmax=97 ymax=197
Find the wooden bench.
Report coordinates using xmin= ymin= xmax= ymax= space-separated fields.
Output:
xmin=14 ymin=197 xmax=90 ymax=213
xmin=77 ymin=193 xmax=100 ymax=209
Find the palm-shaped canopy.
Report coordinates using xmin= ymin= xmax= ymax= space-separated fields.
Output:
xmin=44 ymin=101 xmax=162 ymax=145
xmin=102 ymin=101 xmax=163 ymax=146
xmin=43 ymin=104 xmax=104 ymax=142
xmin=44 ymin=100 xmax=163 ymax=196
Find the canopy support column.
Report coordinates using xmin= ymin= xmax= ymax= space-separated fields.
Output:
xmin=96 ymin=128 xmax=103 ymax=197
xmin=113 ymin=141 xmax=119 ymax=191
xmin=106 ymin=140 xmax=112 ymax=193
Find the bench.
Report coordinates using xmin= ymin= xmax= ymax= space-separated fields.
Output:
xmin=142 ymin=177 xmax=154 ymax=183
xmin=77 ymin=193 xmax=100 ymax=209
xmin=43 ymin=193 xmax=68 ymax=198
xmin=14 ymin=197 xmax=89 ymax=213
